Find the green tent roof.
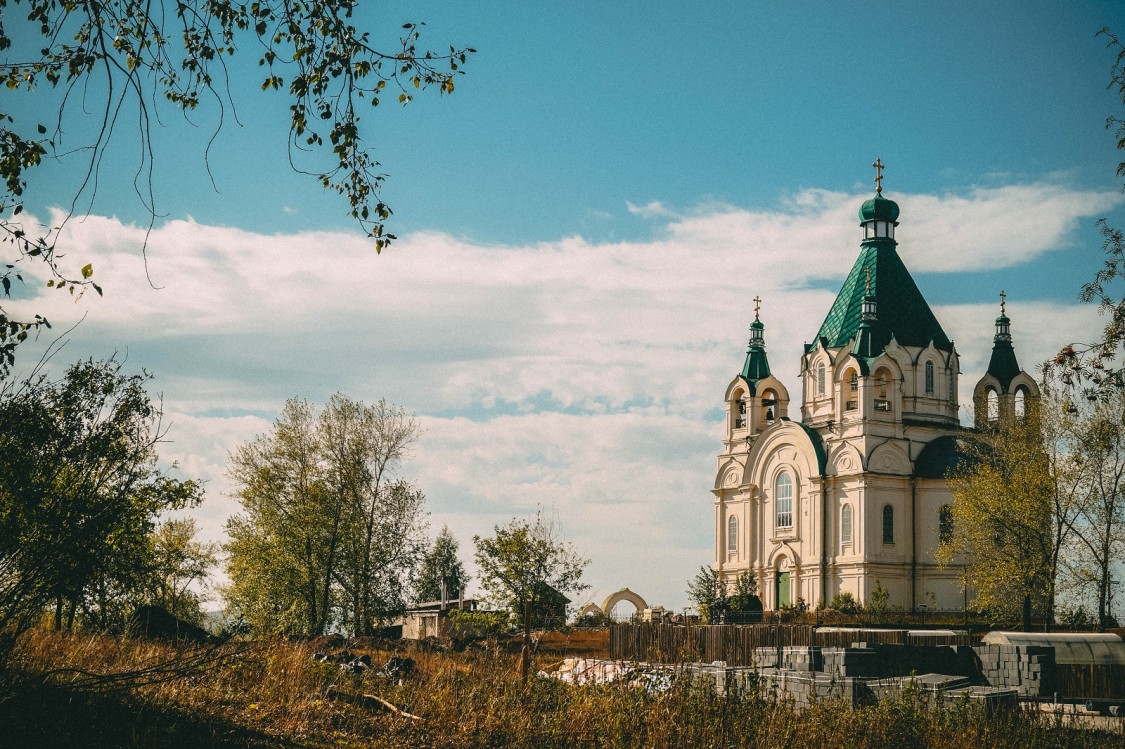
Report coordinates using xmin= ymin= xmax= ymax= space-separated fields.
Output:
xmin=814 ymin=240 xmax=952 ymax=355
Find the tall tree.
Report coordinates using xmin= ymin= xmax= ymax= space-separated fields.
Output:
xmin=225 ymin=398 xmax=340 ymax=636
xmin=474 ymin=514 xmax=588 ymax=681
xmin=330 ymin=397 xmax=423 ymax=637
xmin=147 ymin=517 xmax=219 ymax=626
xmin=938 ymin=401 xmax=1058 ymax=630
xmin=0 ymin=1 xmax=473 ymax=374
xmin=224 ymin=394 xmax=426 ymax=636
xmin=1070 ymin=390 xmax=1125 ymax=629
xmin=415 ymin=526 xmax=468 ymax=604
xmin=686 ymin=566 xmax=727 ymax=624
xmin=0 ymin=358 xmax=202 ymax=638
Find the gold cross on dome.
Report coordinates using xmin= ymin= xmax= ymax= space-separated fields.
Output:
xmin=753 ymin=295 xmax=762 ymax=320
xmin=1000 ymin=289 xmax=1006 ymax=315
xmin=873 ymin=158 xmax=886 ymax=194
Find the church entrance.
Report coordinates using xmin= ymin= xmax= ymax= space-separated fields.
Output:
xmin=776 ymin=572 xmax=790 ymax=608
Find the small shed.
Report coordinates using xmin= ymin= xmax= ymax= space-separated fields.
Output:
xmin=980 ymin=631 xmax=1125 ymax=665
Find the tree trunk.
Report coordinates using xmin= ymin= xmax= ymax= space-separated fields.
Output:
xmin=1022 ymin=593 xmax=1032 ymax=632
xmin=53 ymin=595 xmax=63 ymax=631
xmin=521 ymin=597 xmax=532 ymax=683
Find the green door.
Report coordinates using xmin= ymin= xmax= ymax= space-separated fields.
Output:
xmin=776 ymin=572 xmax=790 ymax=608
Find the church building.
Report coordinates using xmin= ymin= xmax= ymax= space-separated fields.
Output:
xmin=712 ymin=163 xmax=1039 ymax=612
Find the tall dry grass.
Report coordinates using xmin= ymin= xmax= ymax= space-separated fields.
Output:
xmin=1 ymin=629 xmax=1123 ymax=748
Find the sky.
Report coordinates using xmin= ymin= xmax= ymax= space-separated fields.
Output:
xmin=5 ymin=0 xmax=1125 ymax=613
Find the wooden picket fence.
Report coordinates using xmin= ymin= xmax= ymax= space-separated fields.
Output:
xmin=608 ymin=623 xmax=971 ymax=665
xmin=1056 ymin=664 xmax=1125 ymax=699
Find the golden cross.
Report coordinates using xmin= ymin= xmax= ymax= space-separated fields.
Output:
xmin=753 ymin=295 xmax=762 ymax=320
xmin=873 ymin=158 xmax=885 ymax=194
xmin=865 ymin=267 xmax=873 ymax=294
xmin=1000 ymin=289 xmax=1006 ymax=315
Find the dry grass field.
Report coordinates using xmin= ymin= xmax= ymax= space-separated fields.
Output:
xmin=1 ymin=628 xmax=1123 ymax=749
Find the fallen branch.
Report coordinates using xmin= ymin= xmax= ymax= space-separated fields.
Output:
xmin=325 ymin=685 xmax=423 ymax=721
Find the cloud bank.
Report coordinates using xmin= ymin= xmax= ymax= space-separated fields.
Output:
xmin=8 ymin=182 xmax=1117 ymax=609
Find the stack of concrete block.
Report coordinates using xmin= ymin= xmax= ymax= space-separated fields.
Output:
xmin=781 ymin=646 xmax=823 ymax=672
xmin=755 ymin=670 xmax=868 ymax=709
xmin=750 ymin=647 xmax=778 ymax=669
xmin=971 ymin=644 xmax=1056 ymax=697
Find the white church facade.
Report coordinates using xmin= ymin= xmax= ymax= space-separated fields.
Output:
xmin=712 ymin=167 xmax=1039 ymax=613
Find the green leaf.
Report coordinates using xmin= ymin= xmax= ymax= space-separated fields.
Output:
xmin=81 ymin=263 xmax=93 ymax=279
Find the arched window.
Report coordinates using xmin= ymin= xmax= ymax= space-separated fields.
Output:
xmin=844 ymin=369 xmax=859 ymax=411
xmin=939 ymin=505 xmax=953 ymax=545
xmin=874 ymin=367 xmax=892 ymax=412
xmin=762 ymin=388 xmax=778 ymax=424
xmin=882 ymin=504 xmax=894 ymax=544
xmin=727 ymin=515 xmax=738 ymax=555
xmin=776 ymin=473 xmax=793 ymax=529
xmin=841 ymin=503 xmax=853 ymax=546
xmin=925 ymin=361 xmax=935 ymax=395
xmin=736 ymin=398 xmax=747 ymax=429
xmin=987 ymin=390 xmax=999 ymax=422
xmin=817 ymin=363 xmax=826 ymax=395
xmin=1014 ymin=387 xmax=1027 ymax=419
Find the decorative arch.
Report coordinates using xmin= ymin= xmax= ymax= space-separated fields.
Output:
xmin=578 ymin=603 xmax=604 ymax=619
xmin=600 ymin=588 xmax=648 ymax=617
xmin=868 ymin=441 xmax=911 ymax=475
xmin=828 ymin=442 xmax=864 ymax=476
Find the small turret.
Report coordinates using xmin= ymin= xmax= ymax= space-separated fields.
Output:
xmin=973 ymin=291 xmax=1039 ymax=428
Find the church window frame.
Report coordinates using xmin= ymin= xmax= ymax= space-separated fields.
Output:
xmin=844 ymin=368 xmax=859 ymax=412
xmin=727 ymin=515 xmax=738 ymax=556
xmin=925 ymin=361 xmax=935 ymax=395
xmin=841 ymin=503 xmax=853 ymax=546
xmin=1014 ymin=387 xmax=1028 ymax=419
xmin=733 ymin=389 xmax=746 ymax=429
xmin=873 ymin=367 xmax=893 ymax=412
xmin=775 ymin=472 xmax=794 ymax=530
xmin=939 ymin=505 xmax=953 ymax=545
xmin=986 ymin=389 xmax=999 ymax=422
xmin=817 ymin=363 xmax=826 ymax=396
xmin=882 ymin=504 xmax=894 ymax=545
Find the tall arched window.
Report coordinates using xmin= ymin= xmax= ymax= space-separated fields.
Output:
xmin=1014 ymin=387 xmax=1027 ymax=419
xmin=874 ymin=367 xmax=892 ymax=412
xmin=817 ymin=363 xmax=826 ymax=395
xmin=882 ymin=504 xmax=894 ymax=544
xmin=776 ymin=473 xmax=793 ymax=529
xmin=939 ymin=505 xmax=953 ymax=545
xmin=987 ymin=390 xmax=999 ymax=422
xmin=727 ymin=515 xmax=738 ymax=555
xmin=925 ymin=361 xmax=935 ymax=395
xmin=844 ymin=369 xmax=859 ymax=411
xmin=841 ymin=503 xmax=853 ymax=546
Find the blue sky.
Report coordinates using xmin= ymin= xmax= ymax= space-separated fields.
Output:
xmin=7 ymin=0 xmax=1125 ymax=611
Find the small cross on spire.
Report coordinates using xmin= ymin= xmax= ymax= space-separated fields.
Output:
xmin=753 ymin=295 xmax=762 ymax=320
xmin=999 ymin=289 xmax=1006 ymax=316
xmin=873 ymin=158 xmax=886 ymax=195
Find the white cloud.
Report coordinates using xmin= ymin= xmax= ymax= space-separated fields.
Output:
xmin=8 ymin=180 xmax=1116 ymax=610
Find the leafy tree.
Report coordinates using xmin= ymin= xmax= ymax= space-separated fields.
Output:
xmin=473 ymin=514 xmax=588 ymax=681
xmin=687 ymin=567 xmax=759 ymax=624
xmin=329 ymin=397 xmax=424 ymax=637
xmin=727 ymin=570 xmax=762 ymax=621
xmin=686 ymin=566 xmax=727 ymax=624
xmin=938 ymin=403 xmax=1057 ymax=630
xmin=0 ymin=0 xmax=473 ymax=374
xmin=224 ymin=394 xmax=426 ymax=636
xmin=414 ymin=526 xmax=468 ymax=604
xmin=147 ymin=517 xmax=218 ymax=626
xmin=0 ymin=358 xmax=202 ymax=641
xmin=1069 ymin=389 xmax=1125 ymax=629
